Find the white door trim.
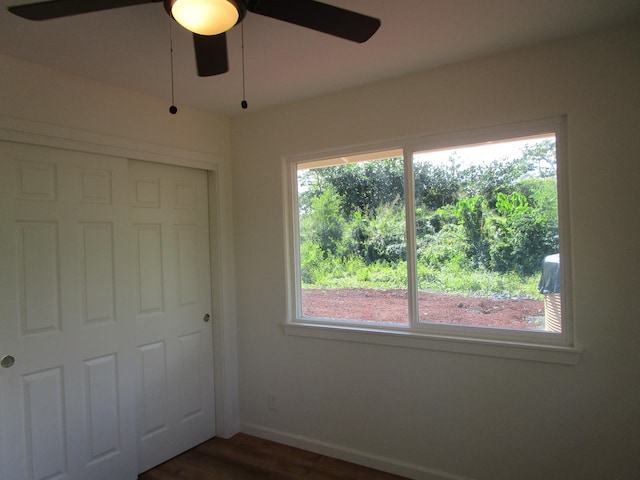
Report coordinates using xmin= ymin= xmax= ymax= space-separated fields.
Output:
xmin=0 ymin=114 xmax=240 ymax=439
xmin=0 ymin=115 xmax=220 ymax=169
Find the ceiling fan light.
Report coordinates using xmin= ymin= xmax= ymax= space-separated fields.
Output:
xmin=171 ymin=0 xmax=239 ymax=36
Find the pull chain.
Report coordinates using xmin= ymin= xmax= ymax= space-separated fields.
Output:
xmin=169 ymin=16 xmax=177 ymax=114
xmin=241 ymin=22 xmax=248 ymax=109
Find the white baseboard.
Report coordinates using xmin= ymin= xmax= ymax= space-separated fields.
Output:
xmin=240 ymin=423 xmax=475 ymax=480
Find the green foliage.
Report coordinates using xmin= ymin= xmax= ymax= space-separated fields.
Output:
xmin=298 ymin=138 xmax=558 ymax=299
xmin=356 ymin=198 xmax=406 ymax=264
xmin=299 ymin=184 xmax=345 ymax=257
xmin=301 ymin=257 xmax=541 ymax=299
xmin=417 ymin=223 xmax=468 ymax=268
xmin=302 ymin=255 xmax=407 ymax=289
xmin=519 ymin=139 xmax=557 ymax=178
xmin=516 ymin=177 xmax=558 ymax=223
xmin=300 ymin=158 xmax=405 ymax=218
xmin=462 ymin=157 xmax=531 ymax=207
xmin=299 ymin=241 xmax=324 ymax=284
xmin=451 ymin=195 xmax=490 ymax=268
xmin=488 ymin=192 xmax=558 ymax=275
xmin=414 ymin=160 xmax=462 ymax=210
xmin=417 ymin=264 xmax=542 ymax=298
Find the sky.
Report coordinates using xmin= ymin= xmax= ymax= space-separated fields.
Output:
xmin=413 ymin=136 xmax=552 ymax=168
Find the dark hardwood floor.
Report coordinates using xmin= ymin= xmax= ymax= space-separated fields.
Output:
xmin=138 ymin=433 xmax=409 ymax=480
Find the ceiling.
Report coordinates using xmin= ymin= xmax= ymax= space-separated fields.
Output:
xmin=1 ymin=0 xmax=639 ymax=117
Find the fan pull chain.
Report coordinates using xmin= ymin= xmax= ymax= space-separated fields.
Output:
xmin=241 ymin=22 xmax=248 ymax=109
xmin=168 ymin=17 xmax=178 ymax=114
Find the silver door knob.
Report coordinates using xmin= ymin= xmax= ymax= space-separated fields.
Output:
xmin=1 ymin=355 xmax=15 ymax=368
xmin=203 ymin=314 xmax=210 ymax=323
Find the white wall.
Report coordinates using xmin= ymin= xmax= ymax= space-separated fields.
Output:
xmin=0 ymin=54 xmax=230 ymax=158
xmin=230 ymin=23 xmax=640 ymax=480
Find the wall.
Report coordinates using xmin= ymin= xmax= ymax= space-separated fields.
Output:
xmin=0 ymin=54 xmax=240 ymax=437
xmin=0 ymin=54 xmax=230 ymax=159
xmin=231 ymin=23 xmax=640 ymax=480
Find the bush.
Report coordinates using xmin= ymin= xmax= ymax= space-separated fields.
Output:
xmin=299 ymin=241 xmax=324 ymax=284
xmin=300 ymin=184 xmax=346 ymax=257
xmin=452 ymin=195 xmax=491 ymax=268
xmin=417 ymin=224 xmax=468 ymax=268
xmin=488 ymin=192 xmax=556 ymax=275
xmin=343 ymin=199 xmax=406 ymax=265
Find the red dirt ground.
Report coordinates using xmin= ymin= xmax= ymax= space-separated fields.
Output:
xmin=301 ymin=288 xmax=545 ymax=329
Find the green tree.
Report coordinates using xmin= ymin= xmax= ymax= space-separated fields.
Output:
xmin=462 ymin=157 xmax=530 ymax=208
xmin=414 ymin=159 xmax=462 ymax=210
xmin=453 ymin=195 xmax=491 ymax=268
xmin=359 ymin=198 xmax=406 ymax=263
xmin=519 ymin=139 xmax=556 ymax=178
xmin=304 ymin=158 xmax=405 ymax=217
xmin=299 ymin=184 xmax=345 ymax=257
xmin=488 ymin=192 xmax=555 ymax=275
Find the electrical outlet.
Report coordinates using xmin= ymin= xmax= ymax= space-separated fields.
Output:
xmin=268 ymin=392 xmax=278 ymax=411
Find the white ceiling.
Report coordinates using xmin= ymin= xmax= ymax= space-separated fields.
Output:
xmin=1 ymin=0 xmax=639 ymax=117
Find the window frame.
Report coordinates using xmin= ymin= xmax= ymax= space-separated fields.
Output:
xmin=283 ymin=117 xmax=581 ymax=364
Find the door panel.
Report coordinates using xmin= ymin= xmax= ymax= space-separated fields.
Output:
xmin=84 ymin=354 xmax=120 ymax=462
xmin=130 ymin=160 xmax=215 ymax=472
xmin=22 ymin=367 xmax=66 ymax=480
xmin=0 ymin=142 xmax=138 ymax=480
xmin=80 ymin=222 xmax=116 ymax=325
xmin=18 ymin=221 xmax=61 ymax=334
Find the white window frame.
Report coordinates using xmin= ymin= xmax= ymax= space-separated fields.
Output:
xmin=283 ymin=117 xmax=581 ymax=365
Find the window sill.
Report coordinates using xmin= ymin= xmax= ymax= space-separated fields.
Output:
xmin=282 ymin=322 xmax=582 ymax=365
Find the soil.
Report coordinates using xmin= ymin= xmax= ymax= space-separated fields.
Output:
xmin=301 ymin=288 xmax=545 ymax=329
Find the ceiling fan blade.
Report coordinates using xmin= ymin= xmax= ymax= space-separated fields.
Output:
xmin=247 ymin=0 xmax=380 ymax=43
xmin=8 ymin=0 xmax=154 ymax=20
xmin=193 ymin=32 xmax=229 ymax=77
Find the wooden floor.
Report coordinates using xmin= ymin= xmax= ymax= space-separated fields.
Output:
xmin=138 ymin=433 xmax=408 ymax=480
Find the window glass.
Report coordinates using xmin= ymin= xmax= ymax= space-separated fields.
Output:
xmin=297 ymin=152 xmax=408 ymax=325
xmin=290 ymin=119 xmax=569 ymax=348
xmin=412 ymin=135 xmax=560 ymax=332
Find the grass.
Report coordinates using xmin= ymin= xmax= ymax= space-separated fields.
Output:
xmin=302 ymin=257 xmax=542 ymax=299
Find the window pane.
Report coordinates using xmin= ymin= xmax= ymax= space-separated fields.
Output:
xmin=412 ymin=135 xmax=560 ymax=331
xmin=297 ymin=154 xmax=408 ymax=325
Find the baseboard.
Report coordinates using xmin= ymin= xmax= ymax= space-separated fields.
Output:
xmin=240 ymin=423 xmax=475 ymax=480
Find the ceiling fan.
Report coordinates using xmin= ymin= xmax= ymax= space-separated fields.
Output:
xmin=7 ymin=0 xmax=381 ymax=77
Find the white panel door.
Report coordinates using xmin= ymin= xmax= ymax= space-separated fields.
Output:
xmin=129 ymin=160 xmax=215 ymax=472
xmin=0 ymin=142 xmax=138 ymax=480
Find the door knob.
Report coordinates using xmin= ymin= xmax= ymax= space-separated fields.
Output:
xmin=1 ymin=355 xmax=15 ymax=368
xmin=203 ymin=314 xmax=210 ymax=323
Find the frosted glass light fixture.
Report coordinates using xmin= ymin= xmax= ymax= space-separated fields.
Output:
xmin=170 ymin=0 xmax=241 ymax=36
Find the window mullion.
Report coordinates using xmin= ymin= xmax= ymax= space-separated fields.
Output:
xmin=290 ymin=160 xmax=303 ymax=320
xmin=403 ymin=148 xmax=419 ymax=329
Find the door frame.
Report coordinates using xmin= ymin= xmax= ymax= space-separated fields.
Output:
xmin=0 ymin=115 xmax=240 ymax=439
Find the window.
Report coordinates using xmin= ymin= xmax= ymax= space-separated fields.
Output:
xmin=285 ymin=118 xmax=579 ymax=363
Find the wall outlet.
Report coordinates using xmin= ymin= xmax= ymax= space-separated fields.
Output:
xmin=268 ymin=392 xmax=278 ymax=411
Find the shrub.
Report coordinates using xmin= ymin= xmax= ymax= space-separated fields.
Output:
xmin=488 ymin=192 xmax=556 ymax=275
xmin=300 ymin=184 xmax=346 ymax=257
